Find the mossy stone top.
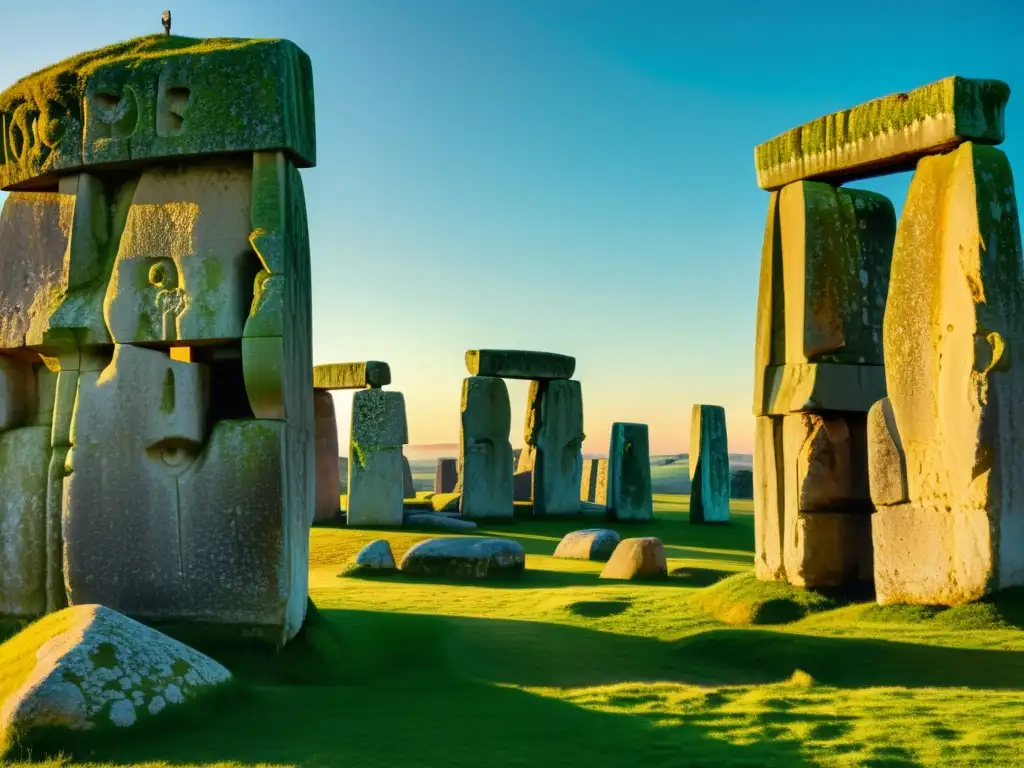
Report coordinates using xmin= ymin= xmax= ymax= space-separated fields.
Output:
xmin=1 ymin=34 xmax=315 ymax=190
xmin=754 ymin=76 xmax=1009 ymax=190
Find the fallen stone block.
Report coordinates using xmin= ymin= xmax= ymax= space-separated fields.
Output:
xmin=600 ymin=538 xmax=668 ymax=581
xmin=313 ymin=361 xmax=391 ymax=390
xmin=465 ymin=349 xmax=575 ymax=380
xmin=0 ymin=605 xmax=231 ymax=742
xmin=400 ymin=537 xmax=525 ymax=580
xmin=553 ymin=529 xmax=621 ymax=561
xmin=346 ymin=539 xmax=396 ymax=574
xmin=754 ymin=76 xmax=1009 ymax=190
xmin=405 ymin=513 xmax=478 ymax=531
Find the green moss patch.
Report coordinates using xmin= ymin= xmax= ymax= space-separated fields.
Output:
xmin=690 ymin=572 xmax=843 ymax=626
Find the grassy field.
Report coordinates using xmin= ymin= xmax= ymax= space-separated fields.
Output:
xmin=5 ymin=495 xmax=1024 ymax=767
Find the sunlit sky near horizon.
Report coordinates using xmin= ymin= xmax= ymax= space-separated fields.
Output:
xmin=2 ymin=0 xmax=1022 ymax=455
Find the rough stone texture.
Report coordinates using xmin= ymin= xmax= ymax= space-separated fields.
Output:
xmin=0 ymin=605 xmax=230 ymax=739
xmin=458 ymin=376 xmax=513 ymax=519
xmin=608 ymin=423 xmax=653 ymax=521
xmin=402 ymin=455 xmax=415 ymax=499
xmin=599 ymin=538 xmax=667 ymax=581
xmin=754 ymin=76 xmax=1009 ymax=190
xmin=465 ymin=349 xmax=575 ymax=380
xmin=351 ymin=539 xmax=396 ymax=572
xmin=869 ymin=142 xmax=1024 ymax=605
xmin=313 ymin=361 xmax=390 ymax=390
xmin=1 ymin=35 xmax=315 ymax=191
xmin=866 ymin=398 xmax=908 ymax=506
xmin=755 ymin=412 xmax=874 ymax=587
xmin=553 ymin=529 xmax=621 ymax=561
xmin=689 ymin=405 xmax=730 ymax=524
xmin=313 ymin=390 xmax=340 ymax=523
xmin=405 ymin=514 xmax=478 ymax=531
xmin=759 ymin=363 xmax=886 ymax=416
xmin=338 ymin=456 xmax=349 ymax=493
xmin=399 ymin=537 xmax=525 ymax=580
xmin=524 ymin=379 xmax=584 ymax=516
xmin=580 ymin=458 xmax=600 ymax=502
xmin=346 ymin=389 xmax=407 ymax=527
xmin=435 ymin=458 xmax=458 ymax=494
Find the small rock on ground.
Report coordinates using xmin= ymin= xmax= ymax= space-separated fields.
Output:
xmin=400 ymin=537 xmax=525 ymax=580
xmin=554 ymin=529 xmax=621 ymax=561
xmin=600 ymin=537 xmax=668 ymax=580
xmin=350 ymin=539 xmax=397 ymax=572
xmin=406 ymin=513 xmax=478 ymax=531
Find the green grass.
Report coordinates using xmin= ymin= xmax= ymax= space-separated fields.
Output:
xmin=5 ymin=495 xmax=1024 ymax=766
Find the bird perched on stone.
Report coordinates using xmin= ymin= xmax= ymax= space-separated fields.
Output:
xmin=162 ymin=10 xmax=172 ymax=35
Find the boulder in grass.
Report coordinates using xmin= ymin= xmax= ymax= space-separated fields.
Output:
xmin=553 ymin=529 xmax=621 ymax=562
xmin=599 ymin=537 xmax=668 ymax=580
xmin=0 ymin=605 xmax=231 ymax=745
xmin=400 ymin=537 xmax=525 ymax=580
xmin=344 ymin=539 xmax=396 ymax=574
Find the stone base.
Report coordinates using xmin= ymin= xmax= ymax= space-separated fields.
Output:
xmin=785 ymin=511 xmax=873 ymax=588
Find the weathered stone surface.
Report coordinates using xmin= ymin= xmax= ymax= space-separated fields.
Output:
xmin=758 ymin=363 xmax=886 ymax=416
xmin=435 ymin=458 xmax=458 ymax=494
xmin=869 ymin=142 xmax=1024 ymax=605
xmin=608 ymin=423 xmax=652 ymax=521
xmin=465 ymin=349 xmax=575 ymax=380
xmin=524 ymin=379 xmax=584 ymax=515
xmin=104 ymin=162 xmax=254 ymax=345
xmin=338 ymin=456 xmax=349 ymax=493
xmin=785 ymin=511 xmax=873 ymax=589
xmin=580 ymin=458 xmax=600 ymax=502
xmin=599 ymin=538 xmax=667 ymax=581
xmin=689 ymin=405 xmax=730 ymax=523
xmin=312 ymin=361 xmax=390 ymax=390
xmin=313 ymin=390 xmax=340 ymax=523
xmin=458 ymin=376 xmax=513 ymax=519
xmin=399 ymin=537 xmax=525 ymax=580
xmin=866 ymin=398 xmax=908 ymax=506
xmin=1 ymin=35 xmax=315 ymax=191
xmin=755 ymin=412 xmax=873 ymax=587
xmin=553 ymin=529 xmax=620 ymax=561
xmin=754 ymin=76 xmax=1009 ymax=190
xmin=351 ymin=539 xmax=396 ymax=572
xmin=405 ymin=513 xmax=478 ymax=531
xmin=347 ymin=389 xmax=407 ymax=527
xmin=402 ymin=455 xmax=415 ymax=499
xmin=0 ymin=605 xmax=230 ymax=739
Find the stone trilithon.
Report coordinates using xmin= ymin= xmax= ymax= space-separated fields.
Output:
xmin=0 ymin=34 xmax=317 ymax=645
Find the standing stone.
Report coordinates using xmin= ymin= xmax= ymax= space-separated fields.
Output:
xmin=689 ymin=406 xmax=730 ymax=524
xmin=459 ymin=376 xmax=513 ymax=519
xmin=338 ymin=456 xmax=349 ymax=494
xmin=347 ymin=389 xmax=408 ymax=527
xmin=751 ymin=153 xmax=897 ymax=589
xmin=580 ymin=458 xmax=600 ymax=502
xmin=868 ymin=141 xmax=1024 ymax=605
xmin=524 ymin=379 xmax=584 ymax=516
xmin=313 ymin=391 xmax=341 ymax=523
xmin=435 ymin=458 xmax=458 ymax=494
xmin=608 ymin=423 xmax=653 ymax=521
xmin=402 ymin=455 xmax=415 ymax=499
xmin=592 ymin=459 xmax=610 ymax=506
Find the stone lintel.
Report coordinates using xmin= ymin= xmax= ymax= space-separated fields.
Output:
xmin=754 ymin=76 xmax=1009 ymax=191
xmin=757 ymin=363 xmax=886 ymax=416
xmin=313 ymin=361 xmax=390 ymax=390
xmin=465 ymin=349 xmax=575 ymax=380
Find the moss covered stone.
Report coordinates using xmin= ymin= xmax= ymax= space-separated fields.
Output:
xmin=1 ymin=35 xmax=315 ymax=190
xmin=313 ymin=361 xmax=391 ymax=390
xmin=466 ymin=349 xmax=575 ymax=380
xmin=608 ymin=422 xmax=653 ymax=522
xmin=754 ymin=76 xmax=1009 ymax=190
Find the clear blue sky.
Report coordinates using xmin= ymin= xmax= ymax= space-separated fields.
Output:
xmin=1 ymin=0 xmax=1022 ymax=454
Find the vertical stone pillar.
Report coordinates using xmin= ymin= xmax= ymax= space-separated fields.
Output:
xmin=435 ymin=458 xmax=458 ymax=493
xmin=868 ymin=142 xmax=1024 ymax=605
xmin=402 ymin=455 xmax=415 ymax=499
xmin=458 ymin=376 xmax=513 ymax=518
xmin=689 ymin=406 xmax=730 ymax=523
xmin=347 ymin=389 xmax=408 ymax=526
xmin=313 ymin=390 xmax=341 ymax=523
xmin=608 ymin=422 xmax=653 ymax=521
xmin=752 ymin=181 xmax=894 ymax=588
xmin=524 ymin=379 xmax=584 ymax=515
